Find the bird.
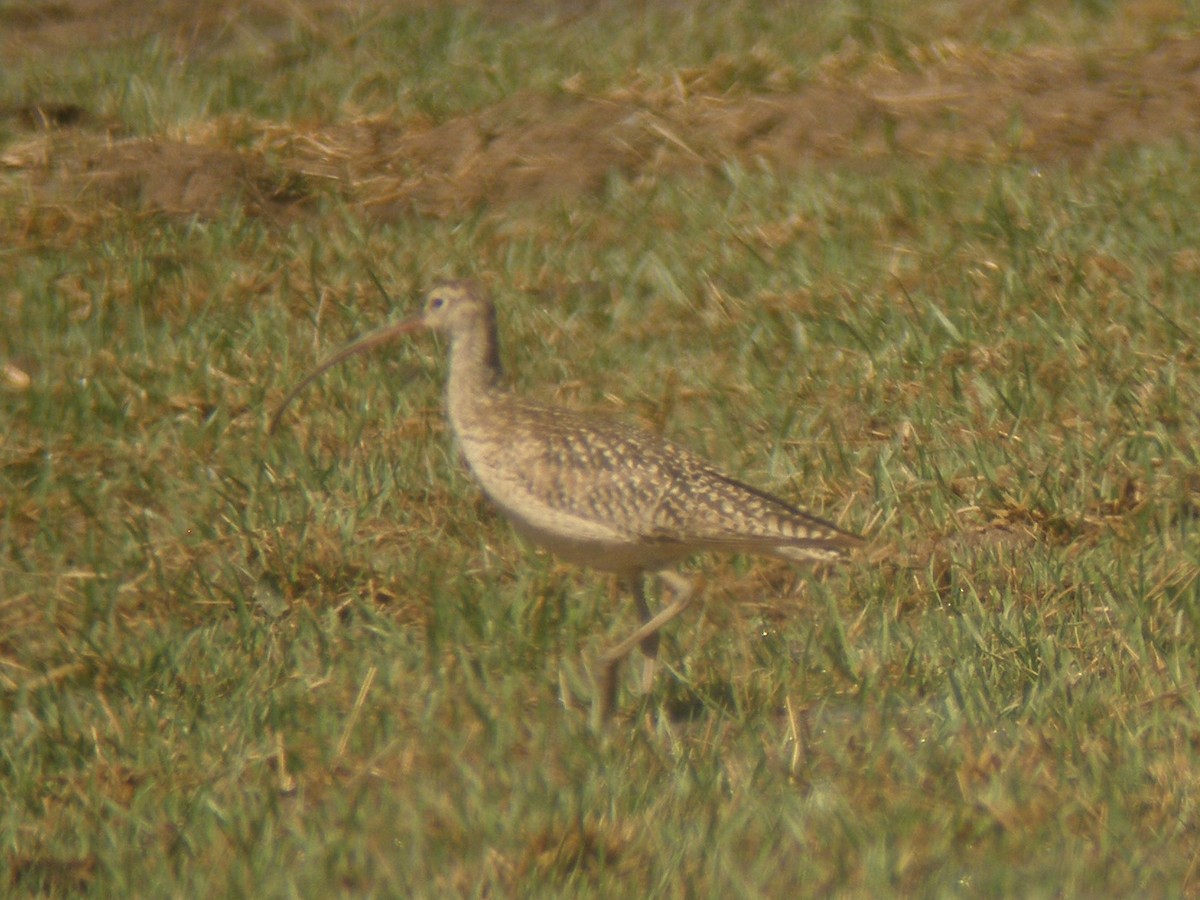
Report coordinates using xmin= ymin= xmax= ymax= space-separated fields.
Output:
xmin=271 ymin=279 xmax=863 ymax=723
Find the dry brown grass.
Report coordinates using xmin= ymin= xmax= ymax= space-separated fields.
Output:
xmin=4 ymin=13 xmax=1200 ymax=225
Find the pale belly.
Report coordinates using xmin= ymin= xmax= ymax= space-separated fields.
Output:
xmin=462 ymin=455 xmax=687 ymax=574
xmin=495 ymin=497 xmax=690 ymax=575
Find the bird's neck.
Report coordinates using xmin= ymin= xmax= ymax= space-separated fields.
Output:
xmin=446 ymin=314 xmax=505 ymax=431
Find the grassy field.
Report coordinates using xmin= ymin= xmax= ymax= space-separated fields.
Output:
xmin=4 ymin=0 xmax=1200 ymax=895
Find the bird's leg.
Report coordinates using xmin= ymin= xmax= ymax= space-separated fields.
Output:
xmin=592 ymin=570 xmax=696 ymax=726
xmin=631 ymin=575 xmax=660 ymax=694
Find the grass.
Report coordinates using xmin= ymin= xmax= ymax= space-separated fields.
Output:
xmin=3 ymin=0 xmax=1200 ymax=895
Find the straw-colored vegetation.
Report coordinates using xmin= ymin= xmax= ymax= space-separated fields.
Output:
xmin=3 ymin=1 xmax=1200 ymax=894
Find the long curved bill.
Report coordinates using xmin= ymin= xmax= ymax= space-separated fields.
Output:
xmin=269 ymin=315 xmax=425 ymax=435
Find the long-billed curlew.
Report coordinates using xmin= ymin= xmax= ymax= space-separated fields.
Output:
xmin=272 ymin=279 xmax=863 ymax=722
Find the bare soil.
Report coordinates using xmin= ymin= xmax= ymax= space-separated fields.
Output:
xmin=3 ymin=1 xmax=1200 ymax=223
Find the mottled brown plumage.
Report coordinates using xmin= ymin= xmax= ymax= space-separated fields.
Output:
xmin=274 ymin=279 xmax=863 ymax=723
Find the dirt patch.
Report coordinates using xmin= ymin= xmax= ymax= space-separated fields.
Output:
xmin=3 ymin=135 xmax=309 ymax=220
xmin=5 ymin=3 xmax=1200 ymax=223
xmin=282 ymin=36 xmax=1200 ymax=220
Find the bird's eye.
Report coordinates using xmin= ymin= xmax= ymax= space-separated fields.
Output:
xmin=430 ymin=296 xmax=444 ymax=309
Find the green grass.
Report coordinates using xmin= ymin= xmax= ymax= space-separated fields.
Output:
xmin=4 ymin=0 xmax=1200 ymax=895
